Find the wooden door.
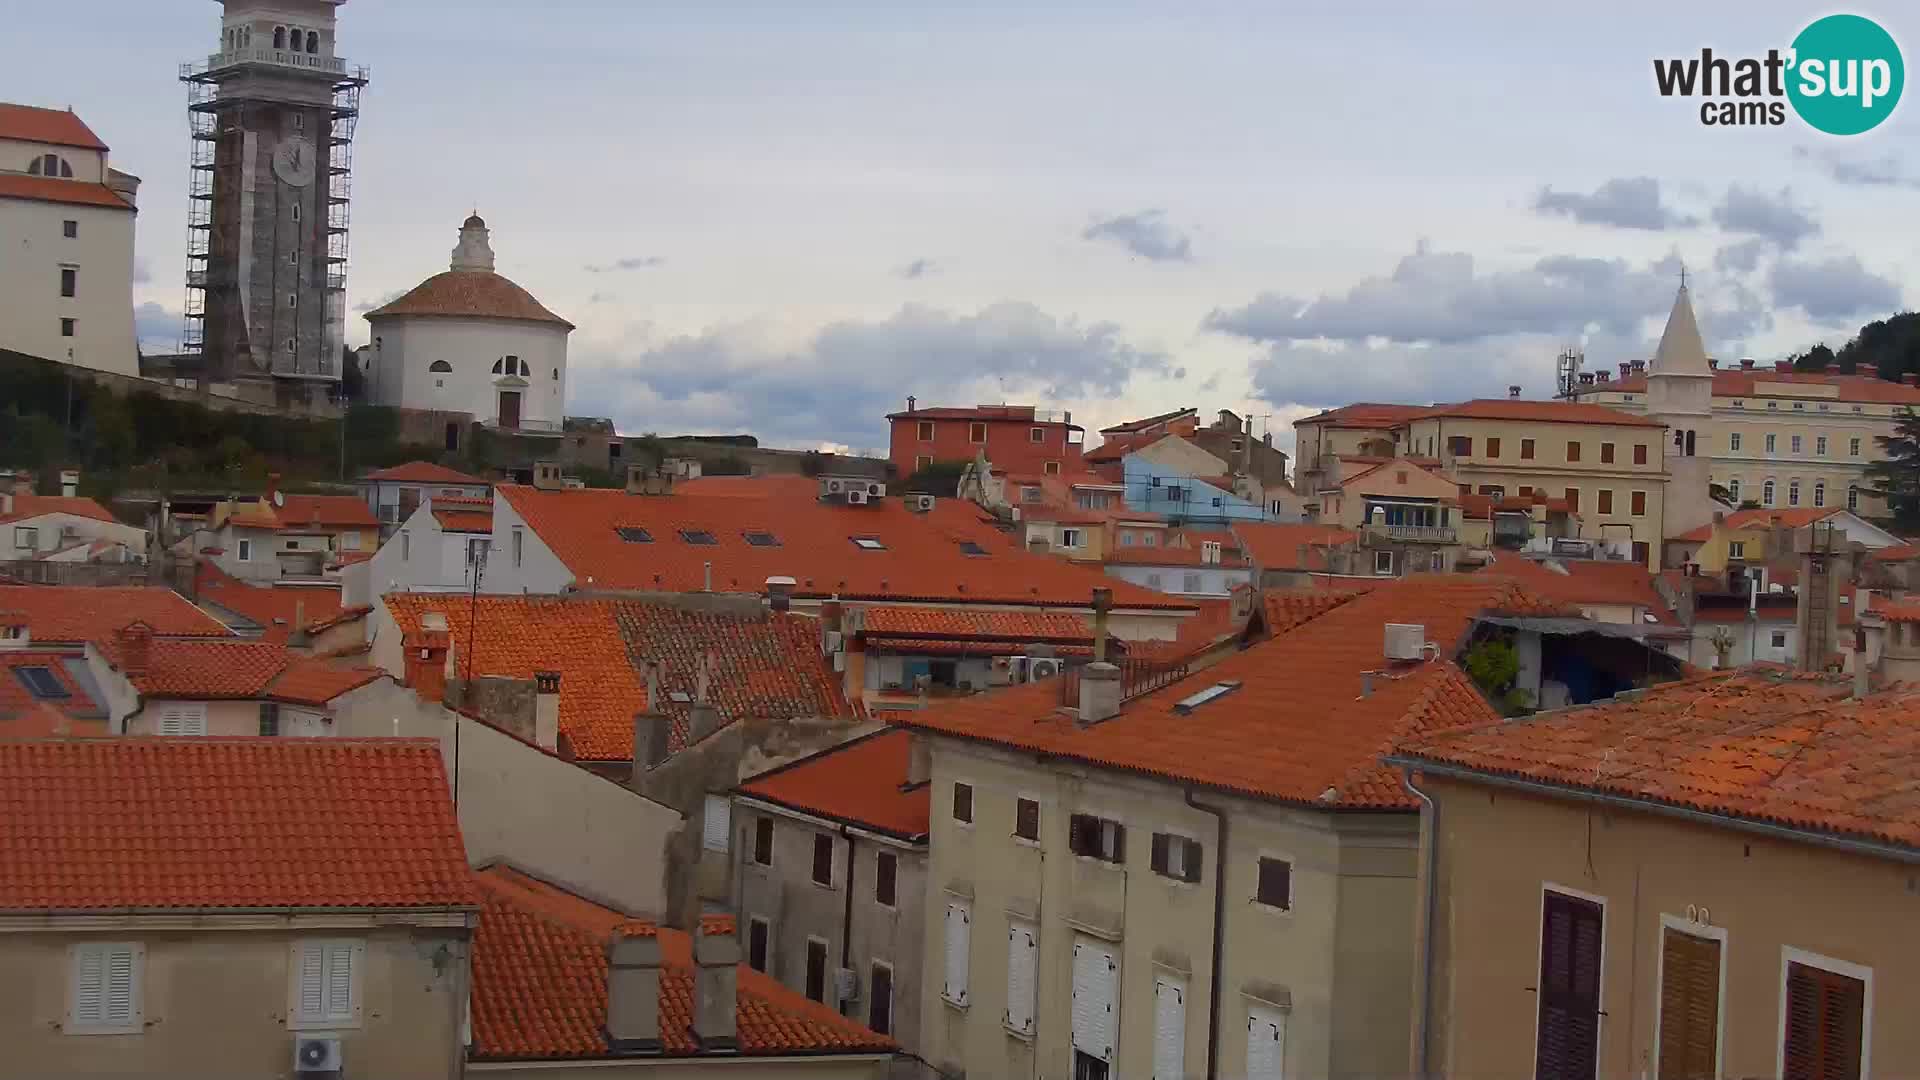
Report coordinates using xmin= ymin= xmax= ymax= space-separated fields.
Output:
xmin=498 ymin=390 xmax=521 ymax=430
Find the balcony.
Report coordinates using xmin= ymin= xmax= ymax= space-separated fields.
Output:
xmin=202 ymin=48 xmax=354 ymax=76
xmin=484 ymin=416 xmax=565 ymax=437
xmin=1368 ymin=523 xmax=1458 ymax=544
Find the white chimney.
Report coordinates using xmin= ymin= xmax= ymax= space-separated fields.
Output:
xmin=606 ymin=935 xmax=664 ymax=1052
xmin=534 ymin=671 xmax=561 ymax=751
xmin=59 ymin=469 xmax=79 ymax=497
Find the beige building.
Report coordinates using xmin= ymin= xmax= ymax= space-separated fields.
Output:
xmin=1391 ymin=671 xmax=1918 ymax=1080
xmin=0 ymin=737 xmax=476 ymax=1079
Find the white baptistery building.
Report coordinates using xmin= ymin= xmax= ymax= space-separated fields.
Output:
xmin=363 ymin=214 xmax=573 ymax=431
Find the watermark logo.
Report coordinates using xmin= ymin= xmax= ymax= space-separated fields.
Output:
xmin=1653 ymin=13 xmax=1903 ymax=135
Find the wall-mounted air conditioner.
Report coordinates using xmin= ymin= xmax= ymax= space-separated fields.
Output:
xmin=293 ymin=1036 xmax=342 ymax=1075
xmin=1384 ymin=623 xmax=1428 ymax=661
xmin=836 ymin=968 xmax=859 ymax=1004
xmin=1028 ymin=658 xmax=1062 ymax=679
xmin=846 ymin=489 xmax=869 ymax=506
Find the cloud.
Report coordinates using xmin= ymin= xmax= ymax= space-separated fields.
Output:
xmin=1206 ymin=244 xmax=1677 ymax=347
xmin=132 ymin=258 xmax=152 ymax=285
xmin=134 ymin=302 xmax=181 ymax=353
xmin=588 ymin=292 xmax=617 ymax=305
xmin=352 ymin=289 xmax=405 ymax=314
xmin=1532 ymin=177 xmax=1698 ymax=230
xmin=568 ymin=301 xmax=1170 ymax=448
xmin=1711 ymin=185 xmax=1819 ymax=250
xmin=1713 ymin=238 xmax=1769 ymax=275
xmin=583 ymin=256 xmax=666 ymax=273
xmin=1769 ymin=256 xmax=1903 ymax=322
xmin=1082 ymin=209 xmax=1194 ymax=263
xmin=1794 ymin=146 xmax=1920 ymax=190
xmin=896 ymin=258 xmax=938 ymax=280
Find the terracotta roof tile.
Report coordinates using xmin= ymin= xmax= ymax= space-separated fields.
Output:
xmin=0 ymin=103 xmax=108 ymax=149
xmin=1295 ymin=403 xmax=1433 ymax=429
xmin=0 ymin=652 xmax=102 ymax=730
xmin=738 ymin=729 xmax=930 ymax=839
xmin=1481 ymin=552 xmax=1680 ymax=624
xmin=1599 ymin=367 xmax=1920 ymax=406
xmin=0 ymin=494 xmax=120 ymax=527
xmin=193 ymin=561 xmax=344 ymax=644
xmin=0 ymin=737 xmax=475 ymax=910
xmin=1259 ymin=587 xmax=1370 ymax=636
xmin=1396 ymin=672 xmax=1920 ymax=853
xmin=1671 ymin=506 xmax=1840 ymax=543
xmin=500 ymin=485 xmax=1188 ymax=609
xmin=0 ymin=173 xmax=131 ymax=210
xmin=361 ymin=461 xmax=488 ymax=485
xmin=1869 ymin=542 xmax=1920 ymax=563
xmin=885 ymin=404 xmax=1075 ymax=427
xmin=434 ymin=508 xmax=495 ymax=533
xmin=99 ymin=634 xmax=383 ymax=703
xmin=857 ymin=606 xmax=1093 ymax=643
xmin=1231 ymin=523 xmax=1358 ymax=571
xmin=469 ymin=866 xmax=894 ymax=1061
xmin=0 ymin=585 xmax=230 ymax=642
xmin=276 ymin=493 xmax=380 ymax=531
xmin=365 ymin=270 xmax=574 ymax=328
xmin=1104 ymin=528 xmax=1248 ymax=568
xmin=1410 ymin=398 xmax=1666 ymax=427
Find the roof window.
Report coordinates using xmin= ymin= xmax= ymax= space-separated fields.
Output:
xmin=1172 ymin=680 xmax=1243 ymax=715
xmin=679 ymin=529 xmax=719 ymax=545
xmin=14 ymin=666 xmax=69 ymax=699
xmin=958 ymin=540 xmax=989 ymax=556
xmin=851 ymin=536 xmax=886 ymax=551
xmin=615 ymin=527 xmax=653 ymax=543
xmin=743 ymin=530 xmax=780 ymax=547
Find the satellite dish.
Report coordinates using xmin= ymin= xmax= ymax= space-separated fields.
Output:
xmin=272 ymin=491 xmax=285 ymax=507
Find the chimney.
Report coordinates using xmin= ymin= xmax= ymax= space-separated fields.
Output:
xmin=0 ymin=611 xmax=28 ymax=650
xmin=1618 ymin=362 xmax=1631 ymax=379
xmin=687 ymin=703 xmax=723 ymax=745
xmin=1740 ymin=357 xmax=1756 ymax=370
xmin=532 ymin=460 xmax=563 ymax=491
xmin=534 ymin=670 xmax=561 ymax=751
xmin=906 ymin=394 xmax=917 ymax=412
xmin=1708 ymin=358 xmax=1717 ymax=370
xmin=1631 ymin=359 xmax=1646 ymax=374
xmin=0 ymin=491 xmax=11 ymax=516
xmin=1904 ymin=373 xmax=1918 ymax=387
xmin=605 ymin=935 xmax=664 ymax=1053
xmin=642 ymin=660 xmax=661 ymax=714
xmin=625 ymin=464 xmax=649 ymax=495
xmin=1775 ymin=360 xmax=1793 ymax=374
xmin=1077 ymin=661 xmax=1121 ymax=724
xmin=1853 ymin=626 xmax=1870 ymax=699
xmin=289 ymin=597 xmax=313 ymax=650
xmin=695 ymin=651 xmax=713 ymax=706
xmin=116 ymin=621 xmax=153 ymax=678
xmin=693 ymin=919 xmax=739 ymax=1050
xmin=1595 ymin=370 xmax=1609 ymax=383
xmin=59 ymin=469 xmax=79 ymax=498
xmin=1508 ymin=384 xmax=1521 ymax=399
xmin=1827 ymin=363 xmax=1842 ymax=375
xmin=703 ymin=561 xmax=713 ymax=593
xmin=633 ymin=710 xmax=671 ymax=771
xmin=1091 ymin=587 xmax=1112 ymax=663
xmin=765 ymin=576 xmax=795 ymax=613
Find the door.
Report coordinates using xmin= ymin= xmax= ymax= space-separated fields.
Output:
xmin=1656 ymin=927 xmax=1721 ymax=1080
xmin=1536 ymin=890 xmax=1603 ymax=1080
xmin=498 ymin=390 xmax=521 ymax=430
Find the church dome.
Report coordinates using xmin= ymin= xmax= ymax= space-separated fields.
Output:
xmin=463 ymin=213 xmax=486 ymax=229
xmin=363 ymin=271 xmax=574 ymax=329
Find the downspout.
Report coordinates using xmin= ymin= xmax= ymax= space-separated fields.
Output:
xmin=1402 ymin=768 xmax=1439 ymax=1080
xmin=839 ymin=825 xmax=855 ymax=1015
xmin=1184 ymin=788 xmax=1227 ymax=1080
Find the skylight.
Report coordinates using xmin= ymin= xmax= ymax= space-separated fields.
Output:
xmin=1172 ymin=680 xmax=1242 ymax=715
xmin=679 ymin=529 xmax=719 ymax=545
xmin=14 ymin=666 xmax=68 ymax=700
xmin=958 ymin=540 xmax=990 ymax=556
xmin=743 ymin=531 xmax=780 ymax=547
xmin=851 ymin=536 xmax=886 ymax=551
xmin=616 ymin=526 xmax=654 ymax=543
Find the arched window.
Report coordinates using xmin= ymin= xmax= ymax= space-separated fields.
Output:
xmin=429 ymin=360 xmax=453 ymax=373
xmin=1814 ymin=481 xmax=1826 ymax=508
xmin=242 ymin=25 xmax=251 ymax=47
xmin=491 ymin=358 xmax=504 ymax=374
xmin=1763 ymin=479 xmax=1776 ymax=506
xmin=29 ymin=153 xmax=73 ymax=178
xmin=307 ymin=31 xmax=319 ymax=53
xmin=1849 ymin=484 xmax=1860 ymax=511
xmin=274 ymin=26 xmax=286 ymax=49
xmin=1788 ymin=479 xmax=1801 ymax=506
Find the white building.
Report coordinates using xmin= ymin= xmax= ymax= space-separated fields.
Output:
xmin=0 ymin=103 xmax=139 ymax=376
xmin=363 ymin=215 xmax=573 ymax=432
xmin=354 ymin=460 xmax=490 ymax=538
xmin=348 ymin=493 xmax=493 ymax=608
xmin=0 ymin=493 xmax=147 ymax=563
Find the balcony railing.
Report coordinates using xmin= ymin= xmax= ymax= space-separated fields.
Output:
xmin=1058 ymin=653 xmax=1194 ymax=706
xmin=485 ymin=416 xmax=565 ymax=436
xmin=1368 ymin=523 xmax=1458 ymax=544
xmin=203 ymin=48 xmax=353 ymax=75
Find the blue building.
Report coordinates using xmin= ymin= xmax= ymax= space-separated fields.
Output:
xmin=1121 ymin=450 xmax=1291 ymax=525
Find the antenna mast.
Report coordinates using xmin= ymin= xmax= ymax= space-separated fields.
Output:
xmin=1556 ymin=346 xmax=1585 ymax=400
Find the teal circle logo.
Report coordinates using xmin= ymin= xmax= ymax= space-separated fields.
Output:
xmin=1787 ymin=14 xmax=1904 ymax=135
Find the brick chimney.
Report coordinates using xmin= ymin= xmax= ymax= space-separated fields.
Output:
xmin=534 ymin=671 xmax=561 ymax=751
xmin=1508 ymin=384 xmax=1521 ymax=399
xmin=693 ymin=921 xmax=739 ymax=1050
xmin=606 ymin=934 xmax=664 ymax=1053
xmin=1740 ymin=358 xmax=1756 ymax=370
xmin=404 ymin=633 xmax=451 ymax=703
xmin=1775 ymin=360 xmax=1793 ymax=373
xmin=116 ymin=621 xmax=153 ymax=678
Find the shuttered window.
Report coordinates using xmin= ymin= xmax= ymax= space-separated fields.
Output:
xmin=157 ymin=703 xmax=207 ymax=736
xmin=752 ymin=817 xmax=773 ymax=865
xmin=811 ymin=833 xmax=834 ymax=887
xmin=1071 ymin=938 xmax=1119 ymax=1064
xmin=1247 ymin=1004 xmax=1286 ymax=1080
xmin=869 ymin=963 xmax=893 ymax=1034
xmin=804 ymin=939 xmax=828 ymax=1003
xmin=1656 ymin=927 xmax=1720 ymax=1080
xmin=68 ymin=943 xmax=142 ymax=1034
xmin=701 ymin=794 xmax=730 ymax=852
xmin=1536 ymin=891 xmax=1603 ymax=1080
xmin=875 ymin=850 xmax=897 ymax=907
xmin=1069 ymin=813 xmax=1126 ymax=863
xmin=747 ymin=917 xmax=770 ymax=972
xmin=1153 ymin=975 xmax=1186 ymax=1079
xmin=943 ymin=900 xmax=971 ymax=1005
xmin=1006 ymin=919 xmax=1038 ymax=1035
xmin=292 ymin=940 xmax=361 ymax=1028
xmin=1783 ymin=961 xmax=1865 ymax=1080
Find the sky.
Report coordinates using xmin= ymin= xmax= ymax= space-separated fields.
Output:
xmin=12 ymin=1 xmax=1920 ymax=456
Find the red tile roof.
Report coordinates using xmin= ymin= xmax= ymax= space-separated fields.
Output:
xmin=0 ymin=494 xmax=120 ymax=527
xmin=885 ymin=404 xmax=1077 ymax=428
xmin=500 ymin=484 xmax=1189 ymax=610
xmin=0 ymin=738 xmax=476 ymax=910
xmin=1098 ymin=407 xmax=1199 ymax=435
xmin=0 ymin=652 xmax=102 ymax=730
xmin=469 ymin=866 xmax=895 ymax=1061
xmin=361 ymin=461 xmax=488 ymax=485
xmin=893 ymin=577 xmax=1572 ymax=809
xmin=1295 ymin=403 xmax=1433 ymax=429
xmin=1868 ymin=542 xmax=1920 ymax=563
xmin=0 ymin=585 xmax=231 ymax=642
xmin=193 ymin=561 xmax=344 ymax=644
xmin=1672 ymin=507 xmax=1840 ymax=543
xmin=1104 ymin=528 xmax=1248 ymax=568
xmin=1396 ymin=671 xmax=1920 ymax=853
xmin=1482 ymin=552 xmax=1679 ymax=625
xmin=1410 ymin=398 xmax=1666 ymax=428
xmin=1597 ymin=367 xmax=1920 ymax=406
xmin=276 ymin=493 xmax=380 ymax=531
xmin=101 ymin=635 xmax=383 ymax=704
xmin=0 ymin=103 xmax=108 ymax=149
xmin=365 ymin=271 xmax=575 ymax=328
xmin=1259 ymin=588 xmax=1370 ymax=636
xmin=738 ymin=729 xmax=930 ymax=839
xmin=383 ymin=595 xmax=850 ymax=761
xmin=434 ymin=507 xmax=495 ymax=533
xmin=0 ymin=173 xmax=131 ymax=210
xmin=1230 ymin=523 xmax=1358 ymax=571
xmin=857 ymin=606 xmax=1093 ymax=643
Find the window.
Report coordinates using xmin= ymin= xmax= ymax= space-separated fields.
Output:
xmin=238 ymin=538 xmax=254 ymax=561
xmin=1729 ymin=541 xmax=1746 ymax=559
xmin=1071 ymin=940 xmax=1120 ymax=1072
xmin=1007 ymin=918 xmax=1039 ymax=1034
xmin=811 ymin=833 xmax=834 ymax=887
xmin=258 ymin=702 xmax=280 ymax=736
xmin=743 ymin=530 xmax=779 ymax=547
xmin=1431 ymin=550 xmax=1446 ymax=572
xmin=60 ymin=267 xmax=77 ymax=298
xmin=491 ymin=358 xmax=504 ymax=374
xmin=511 ymin=527 xmax=525 ymax=566
xmin=291 ymin=940 xmax=361 ymax=1028
xmin=1789 ymin=480 xmax=1801 ymax=506
xmin=293 ymin=113 xmax=305 ymax=132
xmin=1597 ymin=490 xmax=1613 ymax=514
xmin=1631 ymin=490 xmax=1647 ymax=516
xmin=13 ymin=525 xmax=38 ymax=551
xmin=1486 ymin=436 xmax=1501 ymax=458
xmin=1535 ymin=890 xmax=1603 ymax=1080
xmin=1061 ymin=527 xmax=1083 ymax=549
xmin=1183 ymin=572 xmax=1202 ymax=592
xmin=290 ymin=250 xmax=300 ymax=266
xmin=1247 ymin=1005 xmax=1287 ymax=1080
xmin=969 ymin=422 xmax=987 ymax=443
xmin=1068 ymin=813 xmax=1125 ymax=863
xmin=1151 ymin=832 xmax=1203 ymax=883
xmin=1791 ymin=435 xmax=1803 ymax=454
xmin=428 ymin=359 xmax=452 ymax=373
xmin=875 ymin=850 xmax=897 ymax=907
xmin=63 ymin=219 xmax=77 ymax=239
xmin=1850 ymin=437 xmax=1862 ymax=457
xmin=1255 ymin=857 xmax=1292 ymax=909
xmin=1447 ymin=435 xmax=1472 ymax=456
xmin=1564 ymin=488 xmax=1581 ymax=513
xmin=1373 ymin=550 xmax=1394 ymax=575
xmin=851 ymin=536 xmax=886 ymax=550
xmin=1634 ymin=443 xmax=1648 ymax=465
xmin=805 ymin=938 xmax=828 ymax=1003
xmin=1771 ymin=629 xmax=1789 ymax=649
xmin=1849 ymin=484 xmax=1860 ymax=511
xmin=306 ymin=29 xmax=319 ymax=52
xmin=1566 ymin=441 xmax=1581 ymax=462
xmin=29 ymin=153 xmax=72 ymax=177
xmin=615 ymin=526 xmax=652 ymax=543
xmin=60 ymin=317 xmax=75 ymax=337
xmin=1015 ymin=797 xmax=1040 ymax=841
xmin=915 ymin=454 xmax=933 ymax=471
xmin=678 ymin=528 xmax=717 ymax=545
xmin=1794 ymin=402 xmax=1805 ymax=410
xmin=1657 ymin=926 xmax=1723 ymax=1080
xmin=1521 ymin=438 xmax=1536 ymax=460
xmin=274 ymin=25 xmax=286 ymax=48
xmin=67 ymin=943 xmax=142 ymax=1034
xmin=943 ymin=900 xmax=971 ymax=1005
xmin=868 ymin=962 xmax=894 ymax=1035
xmin=290 ymin=203 xmax=300 ymax=222
xmin=14 ymin=665 xmax=68 ymax=699
xmin=288 ymin=293 xmax=298 ymax=309
xmin=1155 ymin=975 xmax=1187 ymax=1080
xmin=1600 ymin=442 xmax=1615 ymax=464
xmin=1817 ymin=436 xmax=1828 ymax=456
xmin=952 ymin=781 xmax=973 ymax=824
xmin=1764 ymin=480 xmax=1776 ymax=506
xmin=1075 ymin=1052 xmax=1112 ymax=1080
xmin=917 ymin=421 xmax=934 ymax=441
xmin=958 ymin=540 xmax=989 ymax=557
xmin=1728 ymin=478 xmax=1740 ymax=502
xmin=752 ymin=817 xmax=773 ymax=866
xmin=1030 ymin=427 xmax=1045 ymax=443
xmin=1045 ymin=460 xmax=1062 ymax=476
xmin=1815 ymin=482 xmax=1826 ymax=508
xmin=702 ymin=794 xmax=729 ymax=852
xmin=1782 ymin=956 xmax=1867 ymax=1080
xmin=1731 ymin=432 xmax=1742 ymax=451
xmin=286 ymin=338 xmax=296 ymax=355
xmin=747 ymin=917 xmax=770 ymax=972
xmin=1766 ymin=433 xmax=1778 ymax=454
xmin=1769 ymin=401 xmax=1779 ymax=410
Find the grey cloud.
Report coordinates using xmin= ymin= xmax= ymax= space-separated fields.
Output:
xmin=1711 ymin=185 xmax=1819 ymax=250
xmin=569 ymin=301 xmax=1169 ymax=448
xmin=352 ymin=289 xmax=405 ymax=314
xmin=1206 ymin=245 xmax=1675 ymax=347
xmin=1769 ymin=256 xmax=1903 ymax=322
xmin=1082 ymin=209 xmax=1194 ymax=263
xmin=1794 ymin=146 xmax=1920 ymax=190
xmin=584 ymin=256 xmax=666 ymax=273
xmin=896 ymin=258 xmax=938 ymax=280
xmin=134 ymin=302 xmax=181 ymax=352
xmin=1713 ymin=238 xmax=1769 ymax=275
xmin=1532 ymin=177 xmax=1698 ymax=230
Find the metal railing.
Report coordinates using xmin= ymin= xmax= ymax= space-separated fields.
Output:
xmin=1368 ymin=524 xmax=1458 ymax=544
xmin=201 ymin=48 xmax=354 ymax=75
xmin=485 ymin=416 xmax=565 ymax=434
xmin=1058 ymin=653 xmax=1194 ymax=706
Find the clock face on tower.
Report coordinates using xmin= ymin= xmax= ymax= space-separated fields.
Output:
xmin=273 ymin=135 xmax=316 ymax=188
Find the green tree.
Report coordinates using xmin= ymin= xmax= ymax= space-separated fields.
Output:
xmin=1866 ymin=406 xmax=1920 ymax=530
xmin=1463 ymin=637 xmax=1532 ymax=716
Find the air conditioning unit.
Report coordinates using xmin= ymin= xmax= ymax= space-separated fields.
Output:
xmin=1384 ymin=623 xmax=1428 ymax=661
xmin=835 ymin=967 xmax=860 ymax=1005
xmin=1028 ymin=658 xmax=1062 ymax=679
xmin=826 ymin=479 xmax=845 ymax=494
xmin=293 ymin=1036 xmax=342 ymax=1075
xmin=867 ymin=482 xmax=888 ymax=498
xmin=846 ymin=489 xmax=869 ymax=506
xmin=909 ymin=494 xmax=936 ymax=512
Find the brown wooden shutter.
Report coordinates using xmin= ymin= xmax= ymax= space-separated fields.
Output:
xmin=1536 ymin=891 xmax=1603 ymax=1080
xmin=1150 ymin=832 xmax=1170 ymax=875
xmin=1784 ymin=962 xmax=1864 ymax=1080
xmin=1656 ymin=928 xmax=1720 ymax=1080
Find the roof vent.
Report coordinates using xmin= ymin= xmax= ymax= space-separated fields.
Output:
xmin=1508 ymin=385 xmax=1521 ymax=399
xmin=1384 ymin=623 xmax=1428 ymax=661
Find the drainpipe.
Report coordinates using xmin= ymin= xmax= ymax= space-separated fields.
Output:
xmin=1184 ymin=788 xmax=1227 ymax=1080
xmin=1401 ymin=768 xmax=1439 ymax=1080
xmin=839 ymin=825 xmax=856 ymax=1015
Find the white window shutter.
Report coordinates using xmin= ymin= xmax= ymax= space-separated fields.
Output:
xmin=324 ymin=943 xmax=355 ymax=1022
xmin=1071 ymin=939 xmax=1119 ymax=1062
xmin=74 ymin=946 xmax=105 ymax=1025
xmin=1247 ymin=1005 xmax=1286 ymax=1080
xmin=702 ymin=795 xmax=731 ymax=852
xmin=1153 ymin=976 xmax=1186 ymax=1079
xmin=943 ymin=901 xmax=970 ymax=1004
xmin=158 ymin=704 xmax=207 ymax=737
xmin=104 ymin=947 xmax=137 ymax=1025
xmin=298 ymin=943 xmax=326 ymax=1021
xmin=1006 ymin=920 xmax=1038 ymax=1034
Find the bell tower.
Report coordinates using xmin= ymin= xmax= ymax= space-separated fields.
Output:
xmin=181 ymin=0 xmax=368 ymax=406
xmin=1648 ymin=283 xmax=1719 ymax=541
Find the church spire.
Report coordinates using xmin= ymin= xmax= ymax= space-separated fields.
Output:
xmin=1651 ymin=283 xmax=1711 ymax=378
xmin=450 ymin=213 xmax=495 ymax=273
